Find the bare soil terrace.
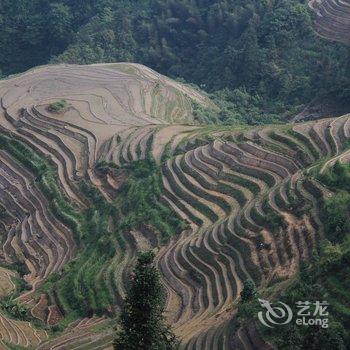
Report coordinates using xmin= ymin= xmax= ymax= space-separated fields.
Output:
xmin=0 ymin=63 xmax=349 ymax=349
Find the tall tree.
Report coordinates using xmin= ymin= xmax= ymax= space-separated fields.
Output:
xmin=114 ymin=250 xmax=178 ymax=350
xmin=240 ymin=279 xmax=257 ymax=302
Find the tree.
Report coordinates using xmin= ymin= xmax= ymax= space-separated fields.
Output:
xmin=323 ymin=191 xmax=350 ymax=243
xmin=114 ymin=251 xmax=178 ymax=350
xmin=240 ymin=279 xmax=256 ymax=302
xmin=46 ymin=3 xmax=73 ymax=54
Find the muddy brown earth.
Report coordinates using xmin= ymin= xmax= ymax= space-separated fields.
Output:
xmin=0 ymin=63 xmax=349 ymax=349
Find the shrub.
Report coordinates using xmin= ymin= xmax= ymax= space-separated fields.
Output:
xmin=49 ymin=99 xmax=67 ymax=112
xmin=240 ymin=280 xmax=256 ymax=302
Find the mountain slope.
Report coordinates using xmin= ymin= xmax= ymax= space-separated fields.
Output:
xmin=1 ymin=0 xmax=350 ymax=122
xmin=0 ymin=64 xmax=349 ymax=349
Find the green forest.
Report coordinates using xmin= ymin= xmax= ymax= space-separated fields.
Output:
xmin=1 ymin=0 xmax=349 ymax=123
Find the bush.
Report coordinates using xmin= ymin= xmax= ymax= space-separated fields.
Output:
xmin=49 ymin=99 xmax=67 ymax=112
xmin=240 ymin=280 xmax=256 ymax=302
xmin=0 ymin=297 xmax=29 ymax=321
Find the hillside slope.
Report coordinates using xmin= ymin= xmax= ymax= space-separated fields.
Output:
xmin=0 ymin=64 xmax=349 ymax=349
xmin=2 ymin=63 xmax=211 ymax=130
xmin=1 ymin=0 xmax=350 ymax=123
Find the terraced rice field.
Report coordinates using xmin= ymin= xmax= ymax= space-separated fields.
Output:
xmin=309 ymin=0 xmax=350 ymax=44
xmin=0 ymin=267 xmax=16 ymax=298
xmin=0 ymin=63 xmax=349 ymax=349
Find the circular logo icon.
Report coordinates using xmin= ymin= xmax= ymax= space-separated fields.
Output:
xmin=258 ymin=298 xmax=293 ymax=328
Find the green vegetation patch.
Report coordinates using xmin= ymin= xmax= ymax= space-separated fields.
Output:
xmin=48 ymin=99 xmax=68 ymax=113
xmin=96 ymin=159 xmax=187 ymax=241
xmin=317 ymin=162 xmax=350 ymax=244
xmin=318 ymin=162 xmax=350 ymax=192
